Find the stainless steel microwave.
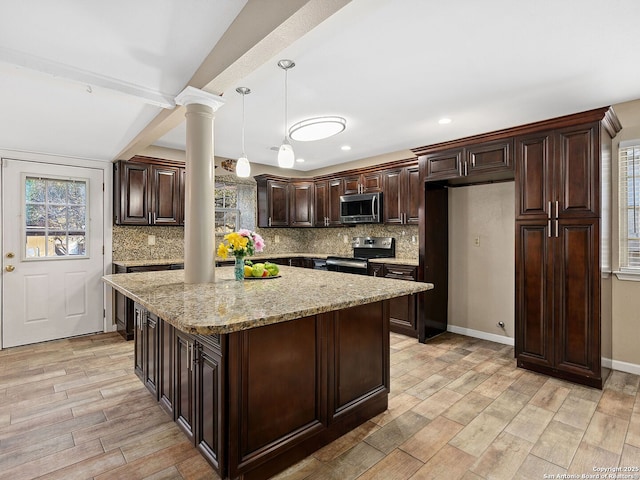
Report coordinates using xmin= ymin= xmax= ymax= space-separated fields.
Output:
xmin=339 ymin=192 xmax=383 ymax=224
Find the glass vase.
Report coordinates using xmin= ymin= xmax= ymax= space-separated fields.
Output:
xmin=234 ymin=256 xmax=245 ymax=281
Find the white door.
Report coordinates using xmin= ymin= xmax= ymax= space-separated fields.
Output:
xmin=1 ymin=158 xmax=104 ymax=348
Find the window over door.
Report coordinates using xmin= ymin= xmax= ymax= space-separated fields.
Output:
xmin=618 ymin=141 xmax=640 ymax=274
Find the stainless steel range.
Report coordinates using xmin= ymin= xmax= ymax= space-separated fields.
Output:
xmin=326 ymin=237 xmax=395 ymax=275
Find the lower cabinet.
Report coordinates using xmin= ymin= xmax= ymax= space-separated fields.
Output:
xmin=368 ymin=263 xmax=418 ymax=338
xmin=135 ymin=311 xmax=224 ymax=474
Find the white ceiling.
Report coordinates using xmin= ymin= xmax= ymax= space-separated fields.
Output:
xmin=2 ymin=0 xmax=640 ymax=171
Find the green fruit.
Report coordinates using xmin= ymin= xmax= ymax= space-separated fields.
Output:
xmin=264 ymin=262 xmax=279 ymax=276
xmin=251 ymin=264 xmax=265 ymax=277
xmin=244 ymin=265 xmax=253 ymax=277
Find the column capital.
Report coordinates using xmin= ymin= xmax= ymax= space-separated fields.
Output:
xmin=175 ymin=86 xmax=225 ymax=112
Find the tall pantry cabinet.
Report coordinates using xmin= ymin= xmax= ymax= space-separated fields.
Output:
xmin=515 ymin=107 xmax=621 ymax=388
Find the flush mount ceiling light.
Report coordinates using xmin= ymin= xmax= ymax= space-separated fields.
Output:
xmin=277 ymin=59 xmax=295 ymax=169
xmin=289 ymin=116 xmax=346 ymax=141
xmin=235 ymin=87 xmax=251 ymax=178
xmin=438 ymin=117 xmax=452 ymax=125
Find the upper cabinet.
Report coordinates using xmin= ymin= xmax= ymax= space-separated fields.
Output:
xmin=314 ymin=178 xmax=343 ymax=227
xmin=342 ymin=171 xmax=383 ymax=195
xmin=420 ymin=139 xmax=513 ymax=184
xmin=289 ymin=181 xmax=314 ymax=227
xmin=114 ymin=157 xmax=183 ymax=226
xmin=257 ymin=177 xmax=289 ymax=227
xmin=382 ymin=163 xmax=420 ymax=224
xmin=257 ymin=160 xmax=417 ymax=228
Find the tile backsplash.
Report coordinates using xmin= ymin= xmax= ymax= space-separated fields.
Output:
xmin=112 ymin=224 xmax=419 ymax=261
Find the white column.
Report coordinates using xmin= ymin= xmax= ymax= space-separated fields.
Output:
xmin=175 ymin=87 xmax=225 ymax=284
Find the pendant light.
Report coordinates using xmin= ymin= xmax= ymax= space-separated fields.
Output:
xmin=235 ymin=87 xmax=251 ymax=178
xmin=277 ymin=59 xmax=295 ymax=169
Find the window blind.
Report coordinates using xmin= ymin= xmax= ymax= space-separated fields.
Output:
xmin=619 ymin=144 xmax=640 ymax=269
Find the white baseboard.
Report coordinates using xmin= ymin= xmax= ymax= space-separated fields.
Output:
xmin=447 ymin=325 xmax=514 ymax=346
xmin=602 ymin=357 xmax=640 ymax=376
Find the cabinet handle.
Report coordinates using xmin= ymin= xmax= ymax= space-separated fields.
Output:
xmin=555 ymin=219 xmax=559 ymax=238
xmin=547 ymin=201 xmax=552 ymax=219
xmin=148 ymin=212 xmax=152 ymax=224
xmin=464 ymin=162 xmax=468 ymax=176
xmin=153 ymin=212 xmax=156 ymax=223
xmin=268 ymin=217 xmax=272 ymax=227
xmin=548 ymin=220 xmax=552 ymax=238
xmin=555 ymin=200 xmax=559 ymax=219
xmin=187 ymin=343 xmax=192 ymax=371
xmin=388 ymin=270 xmax=406 ymax=276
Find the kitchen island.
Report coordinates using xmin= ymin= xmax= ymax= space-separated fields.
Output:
xmin=103 ymin=266 xmax=433 ymax=480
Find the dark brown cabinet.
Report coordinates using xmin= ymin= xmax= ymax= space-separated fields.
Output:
xmin=114 ymin=157 xmax=183 ymax=226
xmin=421 ymin=139 xmax=513 ymax=184
xmin=289 ymin=181 xmax=314 ymax=227
xmin=257 ymin=177 xmax=289 ymax=227
xmin=133 ymin=302 xmax=158 ymax=397
xmin=114 ymin=263 xmax=183 ymax=340
xmin=514 ymin=109 xmax=621 ymax=388
xmin=175 ymin=329 xmax=196 ymax=442
xmin=368 ymin=262 xmax=418 ymax=338
xmin=314 ymin=178 xmax=343 ymax=227
xmin=382 ymin=164 xmax=420 ymax=224
xmin=342 ymin=171 xmax=382 ymax=194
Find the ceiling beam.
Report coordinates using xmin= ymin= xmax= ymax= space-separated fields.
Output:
xmin=0 ymin=47 xmax=175 ymax=109
xmin=115 ymin=0 xmax=350 ymax=161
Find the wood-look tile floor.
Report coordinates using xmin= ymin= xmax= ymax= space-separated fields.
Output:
xmin=1 ymin=331 xmax=639 ymax=480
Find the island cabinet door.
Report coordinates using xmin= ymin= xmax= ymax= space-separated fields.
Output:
xmin=159 ymin=319 xmax=174 ymax=415
xmin=195 ymin=337 xmax=224 ymax=472
xmin=226 ymin=316 xmax=325 ymax=480
xmin=143 ymin=312 xmax=159 ymax=398
xmin=174 ymin=330 xmax=196 ymax=443
xmin=327 ymin=300 xmax=390 ymax=422
xmin=133 ymin=303 xmax=145 ymax=379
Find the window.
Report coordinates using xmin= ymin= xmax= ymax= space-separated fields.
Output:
xmin=619 ymin=142 xmax=640 ymax=270
xmin=214 ymin=183 xmax=240 ymax=234
xmin=24 ymin=176 xmax=88 ymax=258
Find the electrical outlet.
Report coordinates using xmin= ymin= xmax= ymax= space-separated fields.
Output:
xmin=343 ymin=235 xmax=349 ymax=243
xmin=274 ymin=235 xmax=280 ymax=244
xmin=474 ymin=235 xmax=480 ymax=247
xmin=411 ymin=235 xmax=417 ymax=244
xmin=147 ymin=235 xmax=156 ymax=246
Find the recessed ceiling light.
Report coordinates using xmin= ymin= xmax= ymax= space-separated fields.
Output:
xmin=438 ymin=118 xmax=452 ymax=125
xmin=341 ymin=145 xmax=351 ymax=151
xmin=296 ymin=158 xmax=305 ymax=163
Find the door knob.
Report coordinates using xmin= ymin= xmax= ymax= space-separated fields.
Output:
xmin=5 ymin=265 xmax=15 ymax=272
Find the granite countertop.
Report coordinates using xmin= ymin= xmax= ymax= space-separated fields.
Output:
xmin=103 ymin=266 xmax=432 ymax=335
xmin=113 ymin=254 xmax=418 ymax=268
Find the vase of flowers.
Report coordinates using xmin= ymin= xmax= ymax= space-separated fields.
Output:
xmin=217 ymin=229 xmax=265 ymax=281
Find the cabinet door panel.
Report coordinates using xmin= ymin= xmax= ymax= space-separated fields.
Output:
xmin=382 ymin=169 xmax=402 ymax=224
xmin=362 ymin=172 xmax=383 ymax=192
xmin=196 ymin=343 xmax=223 ymax=469
xmin=466 ymin=139 xmax=513 ymax=175
xmin=175 ymin=331 xmax=195 ymax=442
xmin=144 ymin=313 xmax=158 ymax=397
xmin=133 ymin=304 xmax=144 ymax=378
xmin=289 ymin=181 xmax=314 ymax=227
xmin=342 ymin=175 xmax=360 ymax=195
xmin=515 ymin=133 xmax=553 ymax=219
xmin=268 ymin=180 xmax=289 ymax=226
xmin=422 ymin=149 xmax=463 ymax=181
xmin=152 ymin=166 xmax=181 ymax=225
xmin=515 ymin=222 xmax=554 ymax=368
xmin=405 ymin=165 xmax=421 ymax=224
xmin=557 ymin=125 xmax=598 ymax=217
xmin=555 ymin=219 xmax=599 ymax=377
xmin=119 ymin=162 xmax=150 ymax=225
xmin=159 ymin=319 xmax=174 ymax=415
xmin=314 ymin=181 xmax=327 ymax=227
xmin=327 ymin=179 xmax=343 ymax=225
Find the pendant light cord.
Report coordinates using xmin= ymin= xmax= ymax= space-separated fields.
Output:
xmin=241 ymin=91 xmax=246 ymax=155
xmin=283 ymin=68 xmax=288 ymax=141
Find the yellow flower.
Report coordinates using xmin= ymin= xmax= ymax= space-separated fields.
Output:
xmin=217 ymin=242 xmax=229 ymax=259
